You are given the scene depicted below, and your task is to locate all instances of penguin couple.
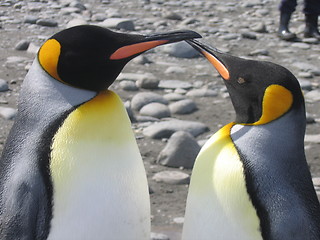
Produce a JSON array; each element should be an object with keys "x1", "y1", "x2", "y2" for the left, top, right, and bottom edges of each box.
[
  {"x1": 0, "y1": 25, "x2": 200, "y2": 239},
  {"x1": 1, "y1": 24, "x2": 319, "y2": 240}
]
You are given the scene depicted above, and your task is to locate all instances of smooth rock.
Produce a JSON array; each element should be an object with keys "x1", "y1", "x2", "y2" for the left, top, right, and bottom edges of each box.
[
  {"x1": 163, "y1": 93, "x2": 186, "y2": 101},
  {"x1": 249, "y1": 49, "x2": 269, "y2": 56},
  {"x1": 91, "y1": 13, "x2": 107, "y2": 22},
  {"x1": 131, "y1": 92, "x2": 168, "y2": 111},
  {"x1": 241, "y1": 31, "x2": 257, "y2": 40},
  {"x1": 298, "y1": 79, "x2": 312, "y2": 90},
  {"x1": 305, "y1": 134, "x2": 320, "y2": 143},
  {"x1": 157, "y1": 131, "x2": 200, "y2": 168},
  {"x1": 27, "y1": 43, "x2": 39, "y2": 55},
  {"x1": 152, "y1": 171, "x2": 190, "y2": 185},
  {"x1": 119, "y1": 80, "x2": 139, "y2": 91},
  {"x1": 117, "y1": 72, "x2": 155, "y2": 82},
  {"x1": 164, "y1": 66, "x2": 185, "y2": 74},
  {"x1": 305, "y1": 89, "x2": 320, "y2": 102},
  {"x1": 143, "y1": 119, "x2": 209, "y2": 139},
  {"x1": 69, "y1": 1, "x2": 86, "y2": 10},
  {"x1": 139, "y1": 102, "x2": 171, "y2": 119},
  {"x1": 15, "y1": 40, "x2": 30, "y2": 51},
  {"x1": 24, "y1": 15, "x2": 39, "y2": 24},
  {"x1": 164, "y1": 12, "x2": 182, "y2": 21},
  {"x1": 0, "y1": 79, "x2": 9, "y2": 92},
  {"x1": 186, "y1": 88, "x2": 218, "y2": 97},
  {"x1": 136, "y1": 77, "x2": 159, "y2": 89},
  {"x1": 36, "y1": 19, "x2": 58, "y2": 27},
  {"x1": 100, "y1": 18, "x2": 135, "y2": 31},
  {"x1": 162, "y1": 41, "x2": 200, "y2": 58},
  {"x1": 169, "y1": 99, "x2": 197, "y2": 114},
  {"x1": 250, "y1": 22, "x2": 267, "y2": 33},
  {"x1": 124, "y1": 101, "x2": 136, "y2": 123},
  {"x1": 292, "y1": 62, "x2": 319, "y2": 72},
  {"x1": 136, "y1": 115, "x2": 159, "y2": 122},
  {"x1": 158, "y1": 80, "x2": 192, "y2": 89},
  {"x1": 150, "y1": 232, "x2": 170, "y2": 240},
  {"x1": 0, "y1": 107, "x2": 17, "y2": 120},
  {"x1": 291, "y1": 42, "x2": 311, "y2": 50},
  {"x1": 66, "y1": 18, "x2": 87, "y2": 28},
  {"x1": 221, "y1": 33, "x2": 239, "y2": 40}
]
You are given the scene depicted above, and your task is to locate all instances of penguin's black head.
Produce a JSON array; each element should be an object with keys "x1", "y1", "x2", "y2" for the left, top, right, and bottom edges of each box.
[
  {"x1": 187, "y1": 40, "x2": 304, "y2": 124},
  {"x1": 38, "y1": 25, "x2": 201, "y2": 92}
]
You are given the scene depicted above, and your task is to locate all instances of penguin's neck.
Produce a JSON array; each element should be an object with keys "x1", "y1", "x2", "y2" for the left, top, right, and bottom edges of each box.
[{"x1": 47, "y1": 91, "x2": 150, "y2": 240}]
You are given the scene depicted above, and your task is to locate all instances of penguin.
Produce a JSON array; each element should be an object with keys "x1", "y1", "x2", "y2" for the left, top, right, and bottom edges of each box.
[
  {"x1": 0, "y1": 25, "x2": 201, "y2": 240},
  {"x1": 182, "y1": 39, "x2": 320, "y2": 240}
]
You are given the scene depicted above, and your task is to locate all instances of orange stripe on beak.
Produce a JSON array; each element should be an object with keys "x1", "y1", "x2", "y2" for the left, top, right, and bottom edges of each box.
[
  {"x1": 110, "y1": 40, "x2": 169, "y2": 60},
  {"x1": 202, "y1": 50, "x2": 230, "y2": 80}
]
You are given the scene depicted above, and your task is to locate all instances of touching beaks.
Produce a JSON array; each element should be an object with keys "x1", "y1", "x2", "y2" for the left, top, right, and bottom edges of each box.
[
  {"x1": 186, "y1": 39, "x2": 230, "y2": 80},
  {"x1": 110, "y1": 30, "x2": 202, "y2": 60}
]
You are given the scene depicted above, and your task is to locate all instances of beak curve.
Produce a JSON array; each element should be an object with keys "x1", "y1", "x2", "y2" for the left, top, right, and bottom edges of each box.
[
  {"x1": 186, "y1": 39, "x2": 230, "y2": 80},
  {"x1": 110, "y1": 30, "x2": 201, "y2": 60}
]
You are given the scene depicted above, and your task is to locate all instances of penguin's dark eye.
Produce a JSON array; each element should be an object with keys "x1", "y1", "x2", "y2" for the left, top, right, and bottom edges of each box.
[{"x1": 237, "y1": 77, "x2": 246, "y2": 84}]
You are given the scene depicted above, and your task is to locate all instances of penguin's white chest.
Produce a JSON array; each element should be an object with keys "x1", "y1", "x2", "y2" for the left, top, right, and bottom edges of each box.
[
  {"x1": 182, "y1": 123, "x2": 262, "y2": 240},
  {"x1": 48, "y1": 91, "x2": 150, "y2": 240}
]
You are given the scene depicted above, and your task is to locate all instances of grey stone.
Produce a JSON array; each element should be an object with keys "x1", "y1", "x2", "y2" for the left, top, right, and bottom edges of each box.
[
  {"x1": 0, "y1": 79, "x2": 9, "y2": 92},
  {"x1": 158, "y1": 80, "x2": 192, "y2": 89},
  {"x1": 60, "y1": 7, "x2": 81, "y2": 15},
  {"x1": 150, "y1": 232, "x2": 170, "y2": 240},
  {"x1": 250, "y1": 22, "x2": 268, "y2": 33},
  {"x1": 305, "y1": 89, "x2": 320, "y2": 102},
  {"x1": 164, "y1": 66, "x2": 186, "y2": 74},
  {"x1": 0, "y1": 107, "x2": 17, "y2": 120},
  {"x1": 36, "y1": 19, "x2": 58, "y2": 27},
  {"x1": 152, "y1": 171, "x2": 190, "y2": 185},
  {"x1": 66, "y1": 18, "x2": 87, "y2": 28},
  {"x1": 69, "y1": 1, "x2": 86, "y2": 10},
  {"x1": 15, "y1": 40, "x2": 30, "y2": 51},
  {"x1": 24, "y1": 15, "x2": 39, "y2": 24},
  {"x1": 292, "y1": 62, "x2": 319, "y2": 72},
  {"x1": 136, "y1": 115, "x2": 159, "y2": 122},
  {"x1": 292, "y1": 42, "x2": 311, "y2": 50},
  {"x1": 139, "y1": 102, "x2": 171, "y2": 119},
  {"x1": 162, "y1": 41, "x2": 200, "y2": 58},
  {"x1": 169, "y1": 99, "x2": 197, "y2": 114},
  {"x1": 117, "y1": 72, "x2": 155, "y2": 82},
  {"x1": 241, "y1": 31, "x2": 257, "y2": 40},
  {"x1": 91, "y1": 13, "x2": 107, "y2": 22},
  {"x1": 119, "y1": 81, "x2": 139, "y2": 91},
  {"x1": 131, "y1": 92, "x2": 168, "y2": 111},
  {"x1": 124, "y1": 101, "x2": 136, "y2": 123},
  {"x1": 143, "y1": 119, "x2": 209, "y2": 139},
  {"x1": 132, "y1": 55, "x2": 152, "y2": 65},
  {"x1": 27, "y1": 43, "x2": 39, "y2": 55},
  {"x1": 163, "y1": 93, "x2": 186, "y2": 101},
  {"x1": 298, "y1": 72, "x2": 313, "y2": 78},
  {"x1": 100, "y1": 18, "x2": 135, "y2": 31},
  {"x1": 186, "y1": 88, "x2": 218, "y2": 97},
  {"x1": 221, "y1": 33, "x2": 239, "y2": 40},
  {"x1": 298, "y1": 79, "x2": 312, "y2": 91},
  {"x1": 136, "y1": 77, "x2": 159, "y2": 90},
  {"x1": 305, "y1": 134, "x2": 320, "y2": 143},
  {"x1": 157, "y1": 131, "x2": 200, "y2": 169},
  {"x1": 249, "y1": 49, "x2": 269, "y2": 56},
  {"x1": 164, "y1": 12, "x2": 183, "y2": 21}
]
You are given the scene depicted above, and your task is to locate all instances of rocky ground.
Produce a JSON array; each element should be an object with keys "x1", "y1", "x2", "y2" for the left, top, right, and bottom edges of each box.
[{"x1": 0, "y1": 0, "x2": 320, "y2": 239}]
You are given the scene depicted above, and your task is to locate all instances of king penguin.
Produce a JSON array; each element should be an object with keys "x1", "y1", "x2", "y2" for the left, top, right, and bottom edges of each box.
[
  {"x1": 0, "y1": 25, "x2": 201, "y2": 240},
  {"x1": 182, "y1": 39, "x2": 320, "y2": 240}
]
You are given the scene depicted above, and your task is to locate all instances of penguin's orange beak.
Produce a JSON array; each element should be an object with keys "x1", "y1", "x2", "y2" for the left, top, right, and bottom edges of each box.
[
  {"x1": 110, "y1": 30, "x2": 201, "y2": 60},
  {"x1": 186, "y1": 39, "x2": 230, "y2": 80}
]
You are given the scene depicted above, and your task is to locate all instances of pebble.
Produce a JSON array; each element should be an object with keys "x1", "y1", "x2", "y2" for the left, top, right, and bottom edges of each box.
[
  {"x1": 157, "y1": 131, "x2": 200, "y2": 169},
  {"x1": 27, "y1": 43, "x2": 39, "y2": 55},
  {"x1": 163, "y1": 93, "x2": 186, "y2": 102},
  {"x1": 169, "y1": 99, "x2": 197, "y2": 114},
  {"x1": 0, "y1": 79, "x2": 9, "y2": 92},
  {"x1": 24, "y1": 15, "x2": 39, "y2": 24},
  {"x1": 0, "y1": 107, "x2": 17, "y2": 120},
  {"x1": 66, "y1": 18, "x2": 87, "y2": 28},
  {"x1": 15, "y1": 40, "x2": 30, "y2": 51},
  {"x1": 304, "y1": 134, "x2": 320, "y2": 143},
  {"x1": 139, "y1": 102, "x2": 171, "y2": 119},
  {"x1": 164, "y1": 66, "x2": 185, "y2": 74},
  {"x1": 150, "y1": 232, "x2": 170, "y2": 240},
  {"x1": 119, "y1": 80, "x2": 138, "y2": 91},
  {"x1": 248, "y1": 49, "x2": 269, "y2": 56},
  {"x1": 158, "y1": 80, "x2": 192, "y2": 90},
  {"x1": 220, "y1": 33, "x2": 239, "y2": 40},
  {"x1": 298, "y1": 79, "x2": 312, "y2": 91},
  {"x1": 161, "y1": 42, "x2": 200, "y2": 58},
  {"x1": 36, "y1": 19, "x2": 58, "y2": 27},
  {"x1": 298, "y1": 72, "x2": 313, "y2": 79},
  {"x1": 136, "y1": 77, "x2": 159, "y2": 90},
  {"x1": 100, "y1": 18, "x2": 135, "y2": 31},
  {"x1": 124, "y1": 101, "x2": 136, "y2": 123},
  {"x1": 117, "y1": 72, "x2": 155, "y2": 82},
  {"x1": 250, "y1": 22, "x2": 267, "y2": 33},
  {"x1": 131, "y1": 92, "x2": 168, "y2": 111},
  {"x1": 304, "y1": 89, "x2": 320, "y2": 103},
  {"x1": 291, "y1": 42, "x2": 311, "y2": 50},
  {"x1": 186, "y1": 88, "x2": 218, "y2": 97},
  {"x1": 91, "y1": 13, "x2": 107, "y2": 22},
  {"x1": 163, "y1": 12, "x2": 183, "y2": 21},
  {"x1": 292, "y1": 62, "x2": 319, "y2": 72},
  {"x1": 143, "y1": 119, "x2": 209, "y2": 139},
  {"x1": 241, "y1": 32, "x2": 257, "y2": 40},
  {"x1": 152, "y1": 171, "x2": 190, "y2": 185}
]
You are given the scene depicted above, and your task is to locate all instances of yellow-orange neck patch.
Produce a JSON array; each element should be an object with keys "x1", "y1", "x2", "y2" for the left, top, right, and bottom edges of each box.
[
  {"x1": 38, "y1": 39, "x2": 62, "y2": 81},
  {"x1": 250, "y1": 84, "x2": 293, "y2": 125}
]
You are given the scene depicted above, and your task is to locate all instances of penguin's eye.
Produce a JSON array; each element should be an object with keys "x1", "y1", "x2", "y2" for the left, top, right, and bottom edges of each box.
[{"x1": 237, "y1": 77, "x2": 246, "y2": 84}]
